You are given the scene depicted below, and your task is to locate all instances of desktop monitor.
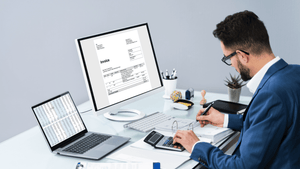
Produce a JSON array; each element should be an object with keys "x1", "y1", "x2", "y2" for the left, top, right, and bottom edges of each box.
[{"x1": 75, "y1": 23, "x2": 163, "y2": 121}]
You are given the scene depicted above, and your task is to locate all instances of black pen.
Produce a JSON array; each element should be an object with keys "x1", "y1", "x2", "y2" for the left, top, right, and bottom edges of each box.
[
  {"x1": 161, "y1": 72, "x2": 165, "y2": 79},
  {"x1": 165, "y1": 69, "x2": 170, "y2": 79},
  {"x1": 197, "y1": 102, "x2": 214, "y2": 122},
  {"x1": 202, "y1": 102, "x2": 214, "y2": 115}
]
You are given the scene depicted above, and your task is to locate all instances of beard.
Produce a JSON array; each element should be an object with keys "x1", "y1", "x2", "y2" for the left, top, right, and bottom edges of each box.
[{"x1": 237, "y1": 58, "x2": 252, "y2": 81}]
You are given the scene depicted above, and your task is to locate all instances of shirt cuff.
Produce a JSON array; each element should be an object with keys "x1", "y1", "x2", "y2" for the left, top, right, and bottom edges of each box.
[
  {"x1": 192, "y1": 114, "x2": 228, "y2": 153},
  {"x1": 191, "y1": 140, "x2": 202, "y2": 153},
  {"x1": 223, "y1": 114, "x2": 229, "y2": 128}
]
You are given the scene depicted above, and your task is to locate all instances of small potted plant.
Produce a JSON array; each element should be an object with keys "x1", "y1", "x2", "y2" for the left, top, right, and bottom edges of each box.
[{"x1": 224, "y1": 73, "x2": 246, "y2": 102}]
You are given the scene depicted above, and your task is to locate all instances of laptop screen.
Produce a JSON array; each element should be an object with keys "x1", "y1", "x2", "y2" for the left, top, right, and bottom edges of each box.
[{"x1": 32, "y1": 92, "x2": 86, "y2": 147}]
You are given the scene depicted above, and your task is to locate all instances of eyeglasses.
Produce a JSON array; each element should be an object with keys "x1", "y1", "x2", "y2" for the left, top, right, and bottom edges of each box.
[{"x1": 221, "y1": 50, "x2": 249, "y2": 66}]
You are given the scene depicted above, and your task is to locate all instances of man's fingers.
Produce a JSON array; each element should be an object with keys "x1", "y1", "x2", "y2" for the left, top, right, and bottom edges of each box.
[
  {"x1": 174, "y1": 130, "x2": 183, "y2": 138},
  {"x1": 197, "y1": 108, "x2": 204, "y2": 115},
  {"x1": 196, "y1": 108, "x2": 206, "y2": 117},
  {"x1": 199, "y1": 119, "x2": 209, "y2": 125},
  {"x1": 200, "y1": 120, "x2": 210, "y2": 127},
  {"x1": 173, "y1": 136, "x2": 180, "y2": 144},
  {"x1": 197, "y1": 115, "x2": 210, "y2": 121},
  {"x1": 198, "y1": 115, "x2": 210, "y2": 128},
  {"x1": 173, "y1": 130, "x2": 184, "y2": 144}
]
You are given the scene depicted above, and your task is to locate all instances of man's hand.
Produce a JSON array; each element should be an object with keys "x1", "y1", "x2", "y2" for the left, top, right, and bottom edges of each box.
[
  {"x1": 173, "y1": 130, "x2": 199, "y2": 153},
  {"x1": 196, "y1": 107, "x2": 224, "y2": 127}
]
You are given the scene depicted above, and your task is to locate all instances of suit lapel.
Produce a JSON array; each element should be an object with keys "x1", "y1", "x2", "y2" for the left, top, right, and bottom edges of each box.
[
  {"x1": 242, "y1": 59, "x2": 288, "y2": 121},
  {"x1": 233, "y1": 59, "x2": 288, "y2": 155}
]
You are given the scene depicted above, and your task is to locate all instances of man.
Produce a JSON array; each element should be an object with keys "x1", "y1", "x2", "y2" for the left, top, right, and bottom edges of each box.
[{"x1": 173, "y1": 10, "x2": 300, "y2": 168}]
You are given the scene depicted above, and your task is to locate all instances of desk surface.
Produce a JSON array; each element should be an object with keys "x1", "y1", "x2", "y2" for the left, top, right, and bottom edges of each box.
[{"x1": 0, "y1": 90, "x2": 251, "y2": 169}]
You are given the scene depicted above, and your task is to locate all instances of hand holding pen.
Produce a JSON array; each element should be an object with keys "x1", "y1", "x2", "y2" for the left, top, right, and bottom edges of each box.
[
  {"x1": 196, "y1": 102, "x2": 213, "y2": 121},
  {"x1": 196, "y1": 102, "x2": 226, "y2": 128}
]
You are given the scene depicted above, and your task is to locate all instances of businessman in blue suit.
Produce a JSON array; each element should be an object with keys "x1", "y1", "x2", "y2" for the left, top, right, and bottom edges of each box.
[{"x1": 173, "y1": 10, "x2": 300, "y2": 168}]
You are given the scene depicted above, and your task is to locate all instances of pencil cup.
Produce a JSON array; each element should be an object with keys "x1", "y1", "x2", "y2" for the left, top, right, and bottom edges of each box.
[{"x1": 163, "y1": 78, "x2": 177, "y2": 99}]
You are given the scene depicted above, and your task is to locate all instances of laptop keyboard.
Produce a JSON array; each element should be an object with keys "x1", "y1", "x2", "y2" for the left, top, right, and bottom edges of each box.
[{"x1": 63, "y1": 133, "x2": 111, "y2": 154}]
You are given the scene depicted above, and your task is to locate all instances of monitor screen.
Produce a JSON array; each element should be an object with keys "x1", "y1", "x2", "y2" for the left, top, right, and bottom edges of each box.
[{"x1": 76, "y1": 23, "x2": 163, "y2": 119}]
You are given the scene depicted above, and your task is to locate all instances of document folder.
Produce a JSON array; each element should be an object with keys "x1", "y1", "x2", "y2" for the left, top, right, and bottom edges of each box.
[{"x1": 203, "y1": 100, "x2": 247, "y2": 114}]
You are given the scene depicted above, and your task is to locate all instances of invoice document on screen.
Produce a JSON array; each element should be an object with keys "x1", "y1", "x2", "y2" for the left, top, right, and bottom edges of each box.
[{"x1": 94, "y1": 29, "x2": 152, "y2": 105}]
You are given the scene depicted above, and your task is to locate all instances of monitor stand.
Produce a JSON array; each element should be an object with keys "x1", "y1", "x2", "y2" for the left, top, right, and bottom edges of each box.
[{"x1": 103, "y1": 109, "x2": 145, "y2": 122}]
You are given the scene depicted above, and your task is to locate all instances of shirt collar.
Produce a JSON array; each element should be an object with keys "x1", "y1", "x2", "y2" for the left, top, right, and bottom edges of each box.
[{"x1": 246, "y1": 56, "x2": 281, "y2": 94}]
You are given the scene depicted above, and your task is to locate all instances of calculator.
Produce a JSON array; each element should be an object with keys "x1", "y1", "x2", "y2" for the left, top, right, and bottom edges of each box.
[{"x1": 144, "y1": 131, "x2": 185, "y2": 152}]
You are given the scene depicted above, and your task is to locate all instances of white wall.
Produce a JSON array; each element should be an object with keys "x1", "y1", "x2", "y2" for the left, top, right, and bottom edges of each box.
[{"x1": 1, "y1": 0, "x2": 300, "y2": 143}]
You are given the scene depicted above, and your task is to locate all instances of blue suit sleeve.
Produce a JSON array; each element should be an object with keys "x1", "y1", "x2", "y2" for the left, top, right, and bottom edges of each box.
[
  {"x1": 190, "y1": 91, "x2": 287, "y2": 168},
  {"x1": 227, "y1": 114, "x2": 243, "y2": 131}
]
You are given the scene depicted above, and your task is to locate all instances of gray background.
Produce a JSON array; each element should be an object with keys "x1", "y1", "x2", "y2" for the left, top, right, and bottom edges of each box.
[{"x1": 1, "y1": 0, "x2": 300, "y2": 143}]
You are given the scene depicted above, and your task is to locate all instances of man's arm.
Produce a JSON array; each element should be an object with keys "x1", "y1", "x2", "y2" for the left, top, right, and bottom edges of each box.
[
  {"x1": 174, "y1": 107, "x2": 243, "y2": 153},
  {"x1": 190, "y1": 91, "x2": 287, "y2": 168},
  {"x1": 197, "y1": 107, "x2": 243, "y2": 131},
  {"x1": 227, "y1": 114, "x2": 243, "y2": 131}
]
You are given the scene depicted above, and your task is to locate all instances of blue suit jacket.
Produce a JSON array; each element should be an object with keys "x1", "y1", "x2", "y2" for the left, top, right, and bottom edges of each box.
[{"x1": 191, "y1": 59, "x2": 300, "y2": 168}]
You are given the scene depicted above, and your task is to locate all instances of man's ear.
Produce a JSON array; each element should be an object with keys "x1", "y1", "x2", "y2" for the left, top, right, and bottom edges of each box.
[{"x1": 236, "y1": 50, "x2": 249, "y2": 63}]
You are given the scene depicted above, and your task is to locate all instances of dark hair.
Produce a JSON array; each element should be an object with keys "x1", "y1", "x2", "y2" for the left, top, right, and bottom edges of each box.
[{"x1": 213, "y1": 10, "x2": 272, "y2": 55}]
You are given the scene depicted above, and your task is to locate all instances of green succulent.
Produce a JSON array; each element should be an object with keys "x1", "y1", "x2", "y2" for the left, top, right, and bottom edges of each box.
[{"x1": 224, "y1": 73, "x2": 246, "y2": 89}]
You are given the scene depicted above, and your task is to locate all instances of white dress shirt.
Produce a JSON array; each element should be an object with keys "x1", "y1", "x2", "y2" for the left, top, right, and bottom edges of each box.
[
  {"x1": 222, "y1": 56, "x2": 280, "y2": 127},
  {"x1": 191, "y1": 56, "x2": 280, "y2": 152}
]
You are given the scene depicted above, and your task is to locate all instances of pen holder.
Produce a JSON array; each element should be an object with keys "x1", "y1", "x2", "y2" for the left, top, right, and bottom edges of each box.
[{"x1": 162, "y1": 78, "x2": 178, "y2": 99}]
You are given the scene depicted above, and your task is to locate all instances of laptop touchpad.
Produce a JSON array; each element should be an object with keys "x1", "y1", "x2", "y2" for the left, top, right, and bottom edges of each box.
[{"x1": 96, "y1": 144, "x2": 116, "y2": 152}]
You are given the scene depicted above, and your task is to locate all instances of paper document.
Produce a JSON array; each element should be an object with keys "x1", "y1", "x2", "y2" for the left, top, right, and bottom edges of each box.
[
  {"x1": 154, "y1": 117, "x2": 233, "y2": 143},
  {"x1": 107, "y1": 154, "x2": 154, "y2": 163},
  {"x1": 107, "y1": 130, "x2": 211, "y2": 169},
  {"x1": 193, "y1": 124, "x2": 233, "y2": 143},
  {"x1": 76, "y1": 162, "x2": 154, "y2": 169},
  {"x1": 154, "y1": 118, "x2": 199, "y2": 132},
  {"x1": 130, "y1": 130, "x2": 211, "y2": 157},
  {"x1": 108, "y1": 145, "x2": 189, "y2": 169}
]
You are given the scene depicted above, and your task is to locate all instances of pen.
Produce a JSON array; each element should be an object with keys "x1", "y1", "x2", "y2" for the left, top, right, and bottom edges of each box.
[
  {"x1": 161, "y1": 72, "x2": 165, "y2": 79},
  {"x1": 165, "y1": 69, "x2": 170, "y2": 79},
  {"x1": 171, "y1": 68, "x2": 175, "y2": 78},
  {"x1": 202, "y1": 102, "x2": 214, "y2": 116},
  {"x1": 171, "y1": 70, "x2": 177, "y2": 79},
  {"x1": 76, "y1": 162, "x2": 84, "y2": 169},
  {"x1": 197, "y1": 102, "x2": 214, "y2": 122}
]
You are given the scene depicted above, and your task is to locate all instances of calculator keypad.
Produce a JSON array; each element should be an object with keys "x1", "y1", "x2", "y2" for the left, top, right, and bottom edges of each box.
[{"x1": 157, "y1": 136, "x2": 185, "y2": 151}]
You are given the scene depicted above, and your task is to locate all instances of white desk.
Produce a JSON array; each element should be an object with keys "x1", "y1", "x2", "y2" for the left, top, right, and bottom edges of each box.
[{"x1": 0, "y1": 90, "x2": 251, "y2": 169}]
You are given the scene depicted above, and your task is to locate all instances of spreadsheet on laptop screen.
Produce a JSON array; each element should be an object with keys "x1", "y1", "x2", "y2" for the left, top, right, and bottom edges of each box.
[{"x1": 33, "y1": 93, "x2": 85, "y2": 147}]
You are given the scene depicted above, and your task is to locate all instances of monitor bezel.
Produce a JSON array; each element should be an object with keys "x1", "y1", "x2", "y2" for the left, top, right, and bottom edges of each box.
[{"x1": 75, "y1": 23, "x2": 163, "y2": 116}]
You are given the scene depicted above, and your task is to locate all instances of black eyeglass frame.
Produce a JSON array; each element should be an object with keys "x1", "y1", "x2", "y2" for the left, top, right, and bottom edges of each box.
[{"x1": 221, "y1": 50, "x2": 249, "y2": 66}]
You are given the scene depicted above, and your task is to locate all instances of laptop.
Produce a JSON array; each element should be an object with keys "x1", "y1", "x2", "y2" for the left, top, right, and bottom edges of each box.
[{"x1": 32, "y1": 91, "x2": 130, "y2": 160}]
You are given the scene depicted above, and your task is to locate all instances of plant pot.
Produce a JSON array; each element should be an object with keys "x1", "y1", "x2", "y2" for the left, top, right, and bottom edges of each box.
[{"x1": 228, "y1": 87, "x2": 241, "y2": 103}]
